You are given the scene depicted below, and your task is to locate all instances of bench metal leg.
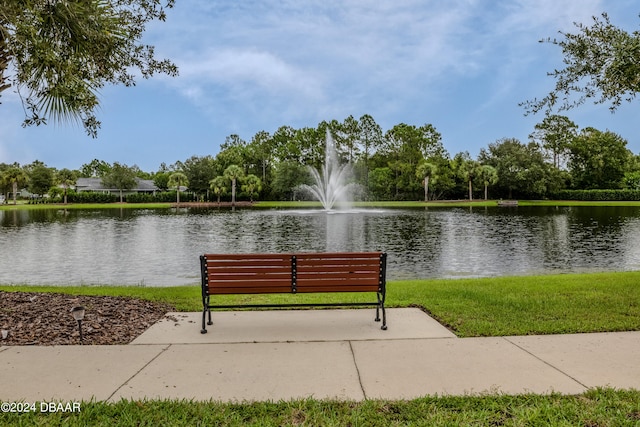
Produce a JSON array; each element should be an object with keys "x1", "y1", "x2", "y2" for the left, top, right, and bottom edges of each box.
[
  {"x1": 201, "y1": 308, "x2": 213, "y2": 334},
  {"x1": 201, "y1": 296, "x2": 212, "y2": 334},
  {"x1": 201, "y1": 308, "x2": 208, "y2": 334},
  {"x1": 376, "y1": 305, "x2": 387, "y2": 329},
  {"x1": 380, "y1": 304, "x2": 387, "y2": 330},
  {"x1": 375, "y1": 292, "x2": 387, "y2": 330}
]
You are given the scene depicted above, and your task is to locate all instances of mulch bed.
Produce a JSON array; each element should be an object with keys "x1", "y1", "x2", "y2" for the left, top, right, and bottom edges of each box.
[{"x1": 0, "y1": 291, "x2": 174, "y2": 346}]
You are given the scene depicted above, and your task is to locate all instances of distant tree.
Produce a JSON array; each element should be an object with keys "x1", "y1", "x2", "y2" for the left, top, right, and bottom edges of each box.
[
  {"x1": 292, "y1": 126, "x2": 324, "y2": 169},
  {"x1": 478, "y1": 165, "x2": 498, "y2": 200},
  {"x1": 1, "y1": 0, "x2": 178, "y2": 136},
  {"x1": 80, "y1": 159, "x2": 111, "y2": 177},
  {"x1": 168, "y1": 172, "x2": 189, "y2": 204},
  {"x1": 181, "y1": 155, "x2": 216, "y2": 196},
  {"x1": 479, "y1": 138, "x2": 561, "y2": 199},
  {"x1": 336, "y1": 115, "x2": 361, "y2": 163},
  {"x1": 216, "y1": 135, "x2": 248, "y2": 174},
  {"x1": 271, "y1": 125, "x2": 297, "y2": 163},
  {"x1": 357, "y1": 114, "x2": 384, "y2": 186},
  {"x1": 529, "y1": 115, "x2": 578, "y2": 168},
  {"x1": 623, "y1": 171, "x2": 640, "y2": 190},
  {"x1": 568, "y1": 128, "x2": 630, "y2": 189},
  {"x1": 0, "y1": 164, "x2": 14, "y2": 201},
  {"x1": 56, "y1": 168, "x2": 77, "y2": 204},
  {"x1": 272, "y1": 161, "x2": 309, "y2": 201},
  {"x1": 247, "y1": 130, "x2": 274, "y2": 185},
  {"x1": 28, "y1": 163, "x2": 54, "y2": 197},
  {"x1": 5, "y1": 167, "x2": 28, "y2": 204},
  {"x1": 209, "y1": 176, "x2": 228, "y2": 204},
  {"x1": 368, "y1": 167, "x2": 394, "y2": 200},
  {"x1": 153, "y1": 172, "x2": 170, "y2": 192},
  {"x1": 522, "y1": 13, "x2": 640, "y2": 115},
  {"x1": 223, "y1": 165, "x2": 245, "y2": 206},
  {"x1": 130, "y1": 164, "x2": 152, "y2": 180},
  {"x1": 415, "y1": 162, "x2": 438, "y2": 202},
  {"x1": 241, "y1": 174, "x2": 262, "y2": 202},
  {"x1": 102, "y1": 162, "x2": 136, "y2": 203},
  {"x1": 382, "y1": 123, "x2": 445, "y2": 199}
]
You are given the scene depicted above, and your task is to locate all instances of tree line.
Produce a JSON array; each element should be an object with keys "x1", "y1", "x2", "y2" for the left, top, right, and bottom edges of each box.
[
  {"x1": 3, "y1": 7, "x2": 640, "y2": 204},
  {"x1": 1, "y1": 113, "x2": 639, "y2": 204}
]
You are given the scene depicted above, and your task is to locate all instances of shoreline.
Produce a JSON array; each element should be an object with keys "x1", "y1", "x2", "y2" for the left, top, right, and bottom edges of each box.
[{"x1": 4, "y1": 199, "x2": 640, "y2": 211}]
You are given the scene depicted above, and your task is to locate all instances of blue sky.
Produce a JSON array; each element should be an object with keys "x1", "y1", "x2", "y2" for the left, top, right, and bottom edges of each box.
[{"x1": 2, "y1": 0, "x2": 640, "y2": 172}]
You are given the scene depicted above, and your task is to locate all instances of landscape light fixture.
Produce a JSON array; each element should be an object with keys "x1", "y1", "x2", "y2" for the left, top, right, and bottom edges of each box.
[{"x1": 70, "y1": 306, "x2": 85, "y2": 343}]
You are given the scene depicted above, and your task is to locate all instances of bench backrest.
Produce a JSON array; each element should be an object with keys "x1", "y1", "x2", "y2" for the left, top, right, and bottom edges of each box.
[{"x1": 201, "y1": 252, "x2": 386, "y2": 295}]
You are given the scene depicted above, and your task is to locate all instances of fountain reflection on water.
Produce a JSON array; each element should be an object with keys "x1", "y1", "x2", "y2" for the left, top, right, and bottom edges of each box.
[{"x1": 297, "y1": 131, "x2": 359, "y2": 211}]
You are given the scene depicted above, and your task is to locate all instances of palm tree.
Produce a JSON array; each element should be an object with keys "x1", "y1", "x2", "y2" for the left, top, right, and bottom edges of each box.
[
  {"x1": 0, "y1": 170, "x2": 5, "y2": 202},
  {"x1": 415, "y1": 162, "x2": 438, "y2": 202},
  {"x1": 460, "y1": 160, "x2": 481, "y2": 201},
  {"x1": 478, "y1": 165, "x2": 498, "y2": 201},
  {"x1": 223, "y1": 165, "x2": 245, "y2": 206},
  {"x1": 209, "y1": 176, "x2": 227, "y2": 204},
  {"x1": 241, "y1": 174, "x2": 262, "y2": 202},
  {"x1": 168, "y1": 172, "x2": 189, "y2": 204},
  {"x1": 5, "y1": 167, "x2": 28, "y2": 205},
  {"x1": 56, "y1": 169, "x2": 77, "y2": 204}
]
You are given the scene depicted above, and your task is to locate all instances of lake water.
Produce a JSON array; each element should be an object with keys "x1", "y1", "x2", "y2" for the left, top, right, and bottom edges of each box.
[{"x1": 2, "y1": 206, "x2": 640, "y2": 286}]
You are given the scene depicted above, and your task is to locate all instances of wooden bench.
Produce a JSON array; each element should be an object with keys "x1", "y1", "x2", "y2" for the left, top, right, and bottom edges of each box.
[{"x1": 200, "y1": 251, "x2": 387, "y2": 333}]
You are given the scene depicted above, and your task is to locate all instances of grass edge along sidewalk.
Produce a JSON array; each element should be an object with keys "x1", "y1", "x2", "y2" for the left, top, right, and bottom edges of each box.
[
  {"x1": 2, "y1": 272, "x2": 640, "y2": 425},
  {"x1": 0, "y1": 388, "x2": 639, "y2": 426},
  {"x1": 3, "y1": 270, "x2": 640, "y2": 337}
]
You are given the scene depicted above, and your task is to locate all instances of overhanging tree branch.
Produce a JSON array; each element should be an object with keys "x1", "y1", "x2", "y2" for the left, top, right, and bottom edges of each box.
[
  {"x1": 0, "y1": 0, "x2": 178, "y2": 137},
  {"x1": 521, "y1": 13, "x2": 640, "y2": 115}
]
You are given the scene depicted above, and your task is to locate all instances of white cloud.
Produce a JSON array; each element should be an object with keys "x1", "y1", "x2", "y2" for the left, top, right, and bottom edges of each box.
[
  {"x1": 143, "y1": 0, "x2": 636, "y2": 146},
  {"x1": 176, "y1": 49, "x2": 324, "y2": 100},
  {"x1": 153, "y1": 0, "x2": 488, "y2": 124}
]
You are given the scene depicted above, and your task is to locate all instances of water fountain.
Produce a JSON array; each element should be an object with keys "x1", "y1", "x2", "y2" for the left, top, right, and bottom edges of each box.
[{"x1": 298, "y1": 131, "x2": 358, "y2": 210}]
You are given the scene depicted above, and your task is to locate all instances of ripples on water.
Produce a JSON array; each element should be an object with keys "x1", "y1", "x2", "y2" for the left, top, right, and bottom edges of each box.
[{"x1": 2, "y1": 206, "x2": 640, "y2": 286}]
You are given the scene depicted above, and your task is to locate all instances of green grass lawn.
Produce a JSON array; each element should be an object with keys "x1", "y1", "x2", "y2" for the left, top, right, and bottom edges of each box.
[
  {"x1": 3, "y1": 272, "x2": 640, "y2": 425},
  {"x1": 5, "y1": 199, "x2": 640, "y2": 211},
  {"x1": 256, "y1": 200, "x2": 640, "y2": 208},
  {"x1": 0, "y1": 202, "x2": 173, "y2": 210},
  {"x1": 0, "y1": 389, "x2": 639, "y2": 426},
  {"x1": 3, "y1": 271, "x2": 640, "y2": 337}
]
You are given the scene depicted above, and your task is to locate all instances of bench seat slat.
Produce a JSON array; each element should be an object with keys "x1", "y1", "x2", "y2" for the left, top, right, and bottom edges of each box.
[
  {"x1": 297, "y1": 267, "x2": 380, "y2": 273},
  {"x1": 200, "y1": 251, "x2": 387, "y2": 332},
  {"x1": 295, "y1": 285, "x2": 381, "y2": 293},
  {"x1": 301, "y1": 276, "x2": 380, "y2": 282},
  {"x1": 208, "y1": 275, "x2": 291, "y2": 282},
  {"x1": 209, "y1": 286, "x2": 293, "y2": 294},
  {"x1": 297, "y1": 278, "x2": 380, "y2": 287},
  {"x1": 297, "y1": 269, "x2": 380, "y2": 275},
  {"x1": 296, "y1": 259, "x2": 381, "y2": 267},
  {"x1": 294, "y1": 252, "x2": 380, "y2": 259},
  {"x1": 209, "y1": 277, "x2": 292, "y2": 286},
  {"x1": 205, "y1": 260, "x2": 292, "y2": 268},
  {"x1": 208, "y1": 266, "x2": 290, "y2": 273},
  {"x1": 203, "y1": 253, "x2": 293, "y2": 260}
]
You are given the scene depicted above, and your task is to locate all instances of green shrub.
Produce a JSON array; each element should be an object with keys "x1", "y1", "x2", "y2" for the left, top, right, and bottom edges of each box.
[
  {"x1": 555, "y1": 189, "x2": 640, "y2": 201},
  {"x1": 67, "y1": 191, "x2": 119, "y2": 203},
  {"x1": 125, "y1": 191, "x2": 198, "y2": 203}
]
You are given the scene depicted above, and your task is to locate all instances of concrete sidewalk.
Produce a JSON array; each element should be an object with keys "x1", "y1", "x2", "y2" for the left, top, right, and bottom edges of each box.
[{"x1": 1, "y1": 308, "x2": 639, "y2": 402}]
